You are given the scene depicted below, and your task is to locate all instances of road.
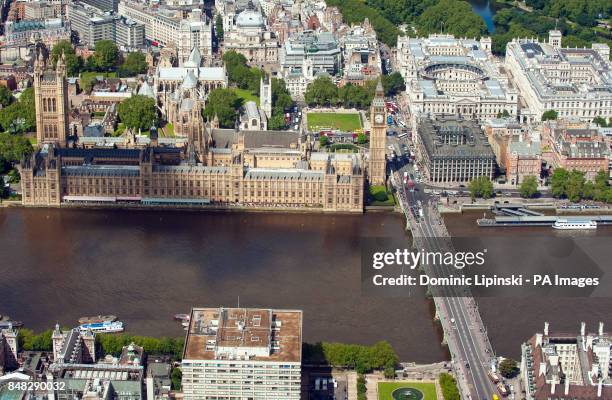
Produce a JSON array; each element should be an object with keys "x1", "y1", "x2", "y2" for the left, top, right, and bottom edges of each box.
[{"x1": 390, "y1": 164, "x2": 497, "y2": 400}]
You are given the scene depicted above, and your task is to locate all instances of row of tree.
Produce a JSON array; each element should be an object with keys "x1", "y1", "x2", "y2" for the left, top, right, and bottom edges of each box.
[
  {"x1": 304, "y1": 77, "x2": 378, "y2": 109},
  {"x1": 51, "y1": 40, "x2": 148, "y2": 79},
  {"x1": 551, "y1": 169, "x2": 612, "y2": 203},
  {"x1": 97, "y1": 333, "x2": 185, "y2": 359},
  {"x1": 302, "y1": 340, "x2": 398, "y2": 376}
]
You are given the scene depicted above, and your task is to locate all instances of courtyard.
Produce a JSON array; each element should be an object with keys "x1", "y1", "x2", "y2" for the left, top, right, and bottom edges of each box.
[{"x1": 377, "y1": 382, "x2": 438, "y2": 400}]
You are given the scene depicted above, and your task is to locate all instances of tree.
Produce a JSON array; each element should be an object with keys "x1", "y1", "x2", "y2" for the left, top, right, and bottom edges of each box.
[
  {"x1": 550, "y1": 168, "x2": 569, "y2": 198},
  {"x1": 171, "y1": 368, "x2": 182, "y2": 390},
  {"x1": 381, "y1": 72, "x2": 405, "y2": 97},
  {"x1": 80, "y1": 74, "x2": 98, "y2": 94},
  {"x1": 468, "y1": 176, "x2": 494, "y2": 199},
  {"x1": 117, "y1": 95, "x2": 158, "y2": 132},
  {"x1": 51, "y1": 40, "x2": 83, "y2": 76},
  {"x1": 0, "y1": 133, "x2": 34, "y2": 164},
  {"x1": 202, "y1": 88, "x2": 242, "y2": 128},
  {"x1": 497, "y1": 110, "x2": 511, "y2": 118},
  {"x1": 0, "y1": 88, "x2": 36, "y2": 133},
  {"x1": 499, "y1": 359, "x2": 519, "y2": 379},
  {"x1": 215, "y1": 14, "x2": 224, "y2": 42},
  {"x1": 519, "y1": 175, "x2": 539, "y2": 198},
  {"x1": 566, "y1": 170, "x2": 586, "y2": 202},
  {"x1": 0, "y1": 86, "x2": 14, "y2": 108},
  {"x1": 592, "y1": 116, "x2": 608, "y2": 127},
  {"x1": 118, "y1": 52, "x2": 148, "y2": 77},
  {"x1": 304, "y1": 77, "x2": 338, "y2": 107},
  {"x1": 416, "y1": 0, "x2": 488, "y2": 38},
  {"x1": 357, "y1": 132, "x2": 368, "y2": 144},
  {"x1": 541, "y1": 109, "x2": 558, "y2": 121},
  {"x1": 439, "y1": 373, "x2": 460, "y2": 400},
  {"x1": 93, "y1": 40, "x2": 119, "y2": 71},
  {"x1": 319, "y1": 135, "x2": 329, "y2": 147},
  {"x1": 593, "y1": 169, "x2": 610, "y2": 201},
  {"x1": 338, "y1": 83, "x2": 372, "y2": 109}
]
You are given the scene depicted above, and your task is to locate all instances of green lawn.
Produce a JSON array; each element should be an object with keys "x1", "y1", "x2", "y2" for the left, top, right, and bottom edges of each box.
[
  {"x1": 378, "y1": 382, "x2": 437, "y2": 400},
  {"x1": 233, "y1": 88, "x2": 259, "y2": 106},
  {"x1": 368, "y1": 185, "x2": 395, "y2": 206},
  {"x1": 164, "y1": 123, "x2": 175, "y2": 137},
  {"x1": 27, "y1": 136, "x2": 37, "y2": 146},
  {"x1": 307, "y1": 112, "x2": 362, "y2": 132},
  {"x1": 81, "y1": 71, "x2": 117, "y2": 81},
  {"x1": 112, "y1": 123, "x2": 126, "y2": 137}
]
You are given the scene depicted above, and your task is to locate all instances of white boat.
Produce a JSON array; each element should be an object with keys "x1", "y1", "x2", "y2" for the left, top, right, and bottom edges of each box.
[
  {"x1": 552, "y1": 219, "x2": 597, "y2": 230},
  {"x1": 79, "y1": 321, "x2": 124, "y2": 333}
]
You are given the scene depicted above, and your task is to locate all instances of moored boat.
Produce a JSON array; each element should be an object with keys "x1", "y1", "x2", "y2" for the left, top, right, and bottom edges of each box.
[
  {"x1": 78, "y1": 315, "x2": 117, "y2": 325},
  {"x1": 552, "y1": 219, "x2": 597, "y2": 230},
  {"x1": 0, "y1": 320, "x2": 24, "y2": 329},
  {"x1": 174, "y1": 313, "x2": 190, "y2": 321},
  {"x1": 79, "y1": 321, "x2": 124, "y2": 333}
]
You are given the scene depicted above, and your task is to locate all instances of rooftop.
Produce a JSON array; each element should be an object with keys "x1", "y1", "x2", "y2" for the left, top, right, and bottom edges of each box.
[{"x1": 183, "y1": 307, "x2": 302, "y2": 363}]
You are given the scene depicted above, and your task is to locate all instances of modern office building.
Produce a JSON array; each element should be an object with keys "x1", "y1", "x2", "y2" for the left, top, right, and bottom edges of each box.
[
  {"x1": 181, "y1": 307, "x2": 302, "y2": 400},
  {"x1": 280, "y1": 30, "x2": 342, "y2": 75},
  {"x1": 67, "y1": 1, "x2": 116, "y2": 45},
  {"x1": 118, "y1": 1, "x2": 213, "y2": 66},
  {"x1": 416, "y1": 115, "x2": 495, "y2": 183},
  {"x1": 397, "y1": 34, "x2": 518, "y2": 120},
  {"x1": 522, "y1": 322, "x2": 612, "y2": 400},
  {"x1": 116, "y1": 17, "x2": 145, "y2": 48},
  {"x1": 506, "y1": 30, "x2": 612, "y2": 123}
]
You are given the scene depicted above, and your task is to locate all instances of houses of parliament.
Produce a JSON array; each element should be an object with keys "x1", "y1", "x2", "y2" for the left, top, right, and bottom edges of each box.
[{"x1": 19, "y1": 51, "x2": 388, "y2": 212}]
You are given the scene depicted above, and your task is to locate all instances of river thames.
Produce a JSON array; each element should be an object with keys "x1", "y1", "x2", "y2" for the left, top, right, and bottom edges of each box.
[
  {"x1": 0, "y1": 208, "x2": 444, "y2": 363},
  {"x1": 1, "y1": 207, "x2": 610, "y2": 361}
]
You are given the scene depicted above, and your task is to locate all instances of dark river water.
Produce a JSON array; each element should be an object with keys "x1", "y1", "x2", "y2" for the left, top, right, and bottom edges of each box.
[
  {"x1": 1, "y1": 208, "x2": 610, "y2": 361},
  {"x1": 0, "y1": 208, "x2": 445, "y2": 363}
]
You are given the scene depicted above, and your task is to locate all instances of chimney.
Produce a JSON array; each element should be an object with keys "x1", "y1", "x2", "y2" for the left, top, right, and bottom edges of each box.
[
  {"x1": 598, "y1": 322, "x2": 604, "y2": 336},
  {"x1": 564, "y1": 378, "x2": 570, "y2": 395},
  {"x1": 544, "y1": 322, "x2": 549, "y2": 336},
  {"x1": 581, "y1": 322, "x2": 586, "y2": 337},
  {"x1": 551, "y1": 380, "x2": 556, "y2": 394},
  {"x1": 597, "y1": 378, "x2": 602, "y2": 398},
  {"x1": 536, "y1": 333, "x2": 543, "y2": 347}
]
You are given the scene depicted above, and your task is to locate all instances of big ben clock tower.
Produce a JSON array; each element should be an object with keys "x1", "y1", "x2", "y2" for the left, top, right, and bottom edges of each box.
[{"x1": 368, "y1": 80, "x2": 386, "y2": 185}]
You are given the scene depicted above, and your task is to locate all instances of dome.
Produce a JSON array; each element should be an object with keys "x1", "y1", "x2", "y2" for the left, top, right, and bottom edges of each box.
[{"x1": 236, "y1": 10, "x2": 265, "y2": 28}]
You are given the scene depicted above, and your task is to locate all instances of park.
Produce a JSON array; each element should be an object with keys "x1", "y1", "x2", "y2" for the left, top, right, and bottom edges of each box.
[{"x1": 307, "y1": 112, "x2": 362, "y2": 132}]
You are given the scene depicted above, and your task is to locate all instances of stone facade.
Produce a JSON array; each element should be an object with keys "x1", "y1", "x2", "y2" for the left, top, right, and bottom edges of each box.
[
  {"x1": 33, "y1": 50, "x2": 69, "y2": 146},
  {"x1": 368, "y1": 81, "x2": 386, "y2": 185}
]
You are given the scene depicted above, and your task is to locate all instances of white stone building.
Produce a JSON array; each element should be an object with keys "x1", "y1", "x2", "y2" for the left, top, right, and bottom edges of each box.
[
  {"x1": 181, "y1": 307, "x2": 302, "y2": 400},
  {"x1": 222, "y1": 6, "x2": 280, "y2": 65},
  {"x1": 118, "y1": 1, "x2": 213, "y2": 66},
  {"x1": 397, "y1": 34, "x2": 518, "y2": 121},
  {"x1": 505, "y1": 30, "x2": 612, "y2": 123}
]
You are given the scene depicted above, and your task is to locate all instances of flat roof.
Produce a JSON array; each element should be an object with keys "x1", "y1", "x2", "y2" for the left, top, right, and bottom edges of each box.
[{"x1": 183, "y1": 307, "x2": 302, "y2": 363}]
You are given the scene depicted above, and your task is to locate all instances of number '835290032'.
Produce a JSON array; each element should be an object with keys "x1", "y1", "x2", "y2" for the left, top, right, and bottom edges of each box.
[{"x1": 7, "y1": 381, "x2": 66, "y2": 391}]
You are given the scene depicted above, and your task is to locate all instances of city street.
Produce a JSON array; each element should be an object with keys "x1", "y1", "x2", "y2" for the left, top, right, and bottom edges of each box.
[{"x1": 390, "y1": 166, "x2": 497, "y2": 400}]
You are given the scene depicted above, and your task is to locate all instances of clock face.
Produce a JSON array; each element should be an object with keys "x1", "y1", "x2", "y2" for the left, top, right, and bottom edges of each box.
[{"x1": 375, "y1": 114, "x2": 384, "y2": 124}]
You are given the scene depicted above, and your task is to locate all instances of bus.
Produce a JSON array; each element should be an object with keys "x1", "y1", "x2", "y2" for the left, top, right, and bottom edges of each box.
[{"x1": 398, "y1": 132, "x2": 409, "y2": 139}]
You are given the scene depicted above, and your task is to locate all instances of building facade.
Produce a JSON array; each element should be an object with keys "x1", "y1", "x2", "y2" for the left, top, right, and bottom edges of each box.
[
  {"x1": 541, "y1": 120, "x2": 609, "y2": 180},
  {"x1": 181, "y1": 307, "x2": 302, "y2": 400},
  {"x1": 369, "y1": 81, "x2": 386, "y2": 185},
  {"x1": 222, "y1": 7, "x2": 280, "y2": 65},
  {"x1": 416, "y1": 116, "x2": 495, "y2": 183},
  {"x1": 506, "y1": 31, "x2": 612, "y2": 123},
  {"x1": 397, "y1": 34, "x2": 518, "y2": 120},
  {"x1": 522, "y1": 322, "x2": 612, "y2": 400},
  {"x1": 0, "y1": 325, "x2": 18, "y2": 375},
  {"x1": 33, "y1": 50, "x2": 69, "y2": 147}
]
